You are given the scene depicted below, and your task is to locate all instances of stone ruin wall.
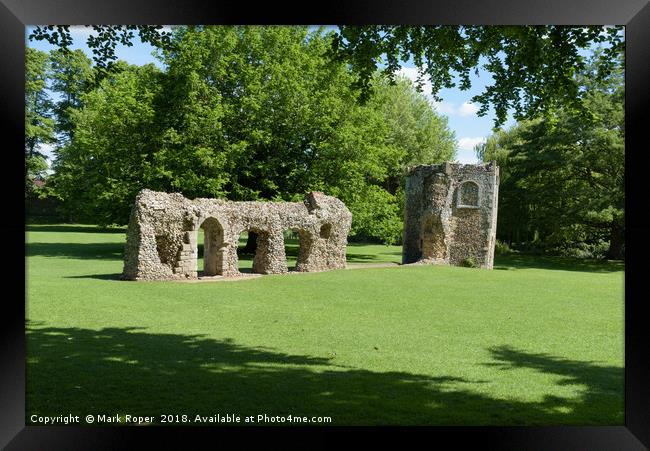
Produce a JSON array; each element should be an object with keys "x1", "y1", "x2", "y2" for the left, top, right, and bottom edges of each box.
[
  {"x1": 122, "y1": 189, "x2": 352, "y2": 280},
  {"x1": 402, "y1": 162, "x2": 499, "y2": 269}
]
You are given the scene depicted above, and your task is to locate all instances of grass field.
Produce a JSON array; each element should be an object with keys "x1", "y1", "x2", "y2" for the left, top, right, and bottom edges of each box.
[{"x1": 25, "y1": 224, "x2": 624, "y2": 425}]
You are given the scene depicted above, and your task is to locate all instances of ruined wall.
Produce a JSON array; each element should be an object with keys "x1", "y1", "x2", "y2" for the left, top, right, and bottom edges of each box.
[
  {"x1": 402, "y1": 162, "x2": 499, "y2": 269},
  {"x1": 122, "y1": 190, "x2": 352, "y2": 280}
]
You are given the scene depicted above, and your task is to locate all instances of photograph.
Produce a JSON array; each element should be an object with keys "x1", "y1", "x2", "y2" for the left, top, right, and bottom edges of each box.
[
  {"x1": 24, "y1": 22, "x2": 625, "y2": 424},
  {"x1": 3, "y1": 0, "x2": 649, "y2": 448}
]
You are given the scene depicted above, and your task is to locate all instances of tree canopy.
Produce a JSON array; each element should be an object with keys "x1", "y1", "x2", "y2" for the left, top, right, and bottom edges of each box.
[
  {"x1": 27, "y1": 25, "x2": 625, "y2": 254},
  {"x1": 48, "y1": 48, "x2": 94, "y2": 142},
  {"x1": 29, "y1": 25, "x2": 174, "y2": 72},
  {"x1": 25, "y1": 47, "x2": 55, "y2": 195},
  {"x1": 331, "y1": 26, "x2": 624, "y2": 127},
  {"x1": 39, "y1": 26, "x2": 456, "y2": 243},
  {"x1": 475, "y1": 50, "x2": 624, "y2": 258},
  {"x1": 29, "y1": 25, "x2": 624, "y2": 127}
]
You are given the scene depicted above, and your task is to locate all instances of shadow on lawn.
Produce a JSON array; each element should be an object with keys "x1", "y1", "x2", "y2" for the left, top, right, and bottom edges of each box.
[
  {"x1": 26, "y1": 242, "x2": 125, "y2": 260},
  {"x1": 345, "y1": 253, "x2": 385, "y2": 263},
  {"x1": 66, "y1": 273, "x2": 123, "y2": 280},
  {"x1": 346, "y1": 244, "x2": 402, "y2": 263},
  {"x1": 27, "y1": 224, "x2": 126, "y2": 234},
  {"x1": 493, "y1": 254, "x2": 624, "y2": 273},
  {"x1": 26, "y1": 324, "x2": 623, "y2": 425},
  {"x1": 485, "y1": 345, "x2": 623, "y2": 422}
]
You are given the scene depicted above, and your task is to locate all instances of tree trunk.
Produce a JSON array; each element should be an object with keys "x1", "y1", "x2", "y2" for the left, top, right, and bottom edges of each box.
[
  {"x1": 606, "y1": 222, "x2": 624, "y2": 260},
  {"x1": 242, "y1": 231, "x2": 258, "y2": 254}
]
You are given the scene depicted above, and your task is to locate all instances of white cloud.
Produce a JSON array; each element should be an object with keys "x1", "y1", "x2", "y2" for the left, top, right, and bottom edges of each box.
[
  {"x1": 457, "y1": 137, "x2": 486, "y2": 152},
  {"x1": 397, "y1": 67, "x2": 434, "y2": 99},
  {"x1": 454, "y1": 149, "x2": 480, "y2": 164},
  {"x1": 458, "y1": 102, "x2": 479, "y2": 117},
  {"x1": 36, "y1": 143, "x2": 57, "y2": 175},
  {"x1": 397, "y1": 66, "x2": 480, "y2": 117},
  {"x1": 397, "y1": 66, "x2": 419, "y2": 79},
  {"x1": 37, "y1": 143, "x2": 56, "y2": 161},
  {"x1": 68, "y1": 26, "x2": 96, "y2": 38},
  {"x1": 431, "y1": 101, "x2": 456, "y2": 115}
]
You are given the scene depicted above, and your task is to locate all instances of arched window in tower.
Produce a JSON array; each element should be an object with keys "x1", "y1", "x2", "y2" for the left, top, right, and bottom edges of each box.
[{"x1": 457, "y1": 181, "x2": 480, "y2": 208}]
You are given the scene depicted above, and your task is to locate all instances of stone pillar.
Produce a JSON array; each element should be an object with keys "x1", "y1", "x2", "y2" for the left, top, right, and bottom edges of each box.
[
  {"x1": 201, "y1": 220, "x2": 223, "y2": 276},
  {"x1": 252, "y1": 229, "x2": 288, "y2": 274}
]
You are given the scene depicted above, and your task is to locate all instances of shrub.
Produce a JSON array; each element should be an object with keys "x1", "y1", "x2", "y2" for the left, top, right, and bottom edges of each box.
[
  {"x1": 554, "y1": 240, "x2": 610, "y2": 259},
  {"x1": 494, "y1": 240, "x2": 511, "y2": 255},
  {"x1": 459, "y1": 256, "x2": 478, "y2": 268}
]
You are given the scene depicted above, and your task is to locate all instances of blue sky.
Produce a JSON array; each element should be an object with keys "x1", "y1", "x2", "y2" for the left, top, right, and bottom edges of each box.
[
  {"x1": 396, "y1": 64, "x2": 515, "y2": 163},
  {"x1": 32, "y1": 25, "x2": 605, "y2": 166}
]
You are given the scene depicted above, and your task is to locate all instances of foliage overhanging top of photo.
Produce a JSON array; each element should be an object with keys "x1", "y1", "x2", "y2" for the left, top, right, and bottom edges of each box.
[{"x1": 29, "y1": 25, "x2": 624, "y2": 128}]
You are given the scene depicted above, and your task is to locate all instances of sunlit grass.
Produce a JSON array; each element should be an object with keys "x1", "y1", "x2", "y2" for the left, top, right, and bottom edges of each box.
[{"x1": 25, "y1": 224, "x2": 624, "y2": 425}]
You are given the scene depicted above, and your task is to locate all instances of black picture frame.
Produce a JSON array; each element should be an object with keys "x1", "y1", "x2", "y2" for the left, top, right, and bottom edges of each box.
[{"x1": 3, "y1": 0, "x2": 649, "y2": 448}]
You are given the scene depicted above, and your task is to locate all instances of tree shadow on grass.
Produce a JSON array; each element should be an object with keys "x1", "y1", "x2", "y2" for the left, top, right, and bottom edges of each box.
[
  {"x1": 346, "y1": 243, "x2": 402, "y2": 264},
  {"x1": 65, "y1": 273, "x2": 123, "y2": 280},
  {"x1": 26, "y1": 225, "x2": 127, "y2": 234},
  {"x1": 26, "y1": 242, "x2": 125, "y2": 260},
  {"x1": 493, "y1": 254, "x2": 624, "y2": 273},
  {"x1": 485, "y1": 345, "x2": 623, "y2": 424},
  {"x1": 26, "y1": 325, "x2": 623, "y2": 425},
  {"x1": 345, "y1": 253, "x2": 390, "y2": 263}
]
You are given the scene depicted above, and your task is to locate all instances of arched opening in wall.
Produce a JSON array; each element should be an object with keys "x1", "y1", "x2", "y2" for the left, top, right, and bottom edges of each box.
[
  {"x1": 457, "y1": 180, "x2": 480, "y2": 208},
  {"x1": 199, "y1": 217, "x2": 224, "y2": 276},
  {"x1": 237, "y1": 229, "x2": 271, "y2": 274},
  {"x1": 236, "y1": 230, "x2": 254, "y2": 273},
  {"x1": 421, "y1": 215, "x2": 446, "y2": 261},
  {"x1": 319, "y1": 223, "x2": 332, "y2": 239},
  {"x1": 155, "y1": 234, "x2": 177, "y2": 268},
  {"x1": 283, "y1": 229, "x2": 303, "y2": 271}
]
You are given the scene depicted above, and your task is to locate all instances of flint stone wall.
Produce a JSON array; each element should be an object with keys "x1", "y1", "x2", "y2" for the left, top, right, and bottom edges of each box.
[
  {"x1": 402, "y1": 162, "x2": 499, "y2": 269},
  {"x1": 122, "y1": 189, "x2": 352, "y2": 280}
]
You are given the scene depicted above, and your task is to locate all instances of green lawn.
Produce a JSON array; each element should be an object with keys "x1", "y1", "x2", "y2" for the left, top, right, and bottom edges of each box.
[{"x1": 26, "y1": 224, "x2": 624, "y2": 425}]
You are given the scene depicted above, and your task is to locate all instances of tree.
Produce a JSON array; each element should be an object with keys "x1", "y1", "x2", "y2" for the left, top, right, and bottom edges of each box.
[
  {"x1": 155, "y1": 26, "x2": 450, "y2": 244},
  {"x1": 148, "y1": 25, "x2": 455, "y2": 245},
  {"x1": 29, "y1": 25, "x2": 624, "y2": 128},
  {"x1": 25, "y1": 48, "x2": 56, "y2": 196},
  {"x1": 331, "y1": 26, "x2": 624, "y2": 127},
  {"x1": 345, "y1": 74, "x2": 456, "y2": 243},
  {"x1": 48, "y1": 26, "x2": 456, "y2": 245},
  {"x1": 370, "y1": 74, "x2": 456, "y2": 193},
  {"x1": 29, "y1": 25, "x2": 174, "y2": 73},
  {"x1": 157, "y1": 25, "x2": 361, "y2": 202},
  {"x1": 48, "y1": 49, "x2": 94, "y2": 142},
  {"x1": 51, "y1": 62, "x2": 164, "y2": 224},
  {"x1": 476, "y1": 50, "x2": 624, "y2": 259}
]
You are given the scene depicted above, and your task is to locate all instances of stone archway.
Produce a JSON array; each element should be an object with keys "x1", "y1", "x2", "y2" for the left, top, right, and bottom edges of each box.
[
  {"x1": 200, "y1": 217, "x2": 225, "y2": 276},
  {"x1": 282, "y1": 228, "x2": 316, "y2": 272},
  {"x1": 282, "y1": 228, "x2": 299, "y2": 271},
  {"x1": 122, "y1": 189, "x2": 352, "y2": 280}
]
